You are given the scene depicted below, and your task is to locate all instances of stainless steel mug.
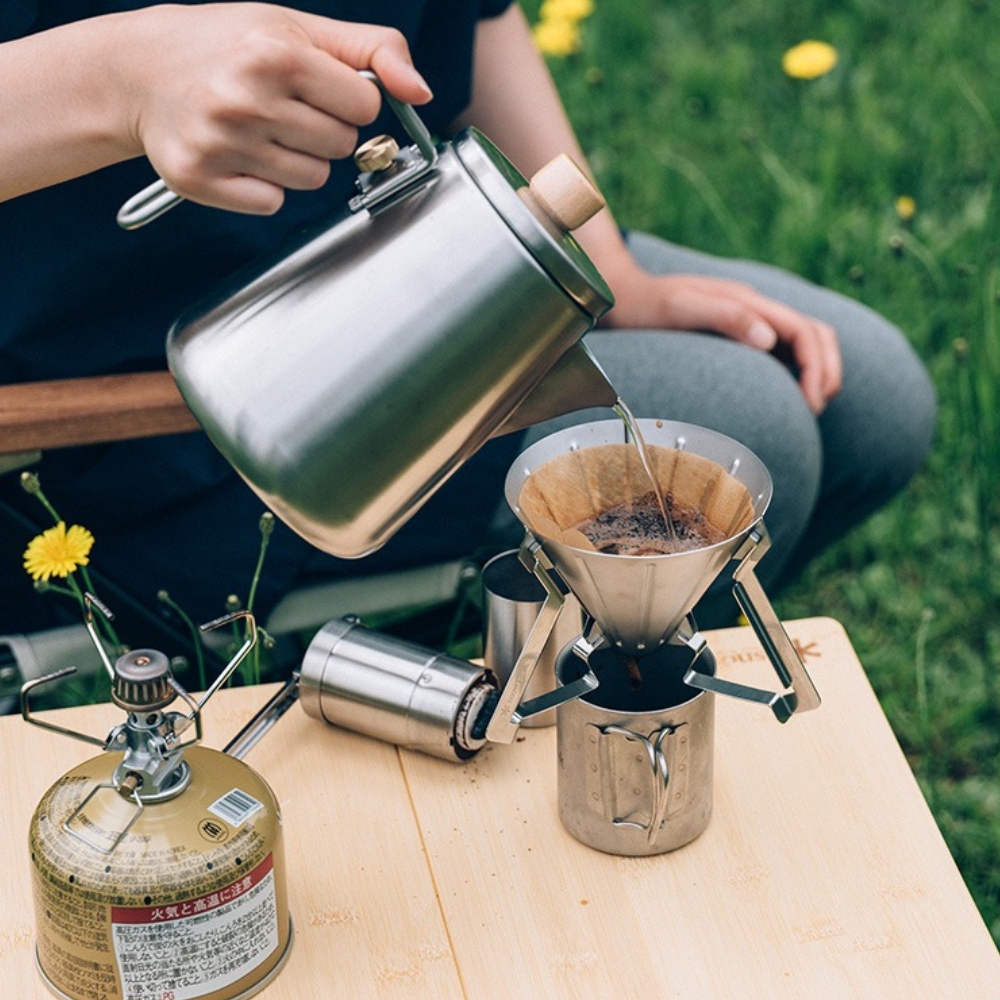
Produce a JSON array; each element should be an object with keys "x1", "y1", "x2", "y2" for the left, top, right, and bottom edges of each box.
[
  {"x1": 481, "y1": 549, "x2": 582, "y2": 728},
  {"x1": 555, "y1": 643, "x2": 716, "y2": 856},
  {"x1": 123, "y1": 74, "x2": 616, "y2": 559}
]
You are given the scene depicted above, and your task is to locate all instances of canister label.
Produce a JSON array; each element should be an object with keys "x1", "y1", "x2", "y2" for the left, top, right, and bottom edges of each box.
[{"x1": 110, "y1": 854, "x2": 278, "y2": 1000}]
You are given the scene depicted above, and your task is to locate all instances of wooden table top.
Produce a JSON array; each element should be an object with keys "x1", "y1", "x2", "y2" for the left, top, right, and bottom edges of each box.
[{"x1": 2, "y1": 616, "x2": 998, "y2": 999}]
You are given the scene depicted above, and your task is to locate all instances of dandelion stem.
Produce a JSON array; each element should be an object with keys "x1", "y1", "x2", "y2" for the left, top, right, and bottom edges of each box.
[
  {"x1": 64, "y1": 572, "x2": 120, "y2": 655},
  {"x1": 243, "y1": 513, "x2": 275, "y2": 687},
  {"x1": 27, "y1": 480, "x2": 64, "y2": 526},
  {"x1": 158, "y1": 591, "x2": 207, "y2": 692},
  {"x1": 914, "y1": 607, "x2": 936, "y2": 810},
  {"x1": 246, "y1": 514, "x2": 273, "y2": 618}
]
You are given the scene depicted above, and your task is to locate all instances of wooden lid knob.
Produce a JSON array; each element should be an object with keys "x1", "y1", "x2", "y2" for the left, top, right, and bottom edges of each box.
[{"x1": 527, "y1": 153, "x2": 606, "y2": 232}]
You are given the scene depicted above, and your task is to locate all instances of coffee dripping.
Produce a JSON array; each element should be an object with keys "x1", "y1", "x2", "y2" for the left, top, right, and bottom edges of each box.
[
  {"x1": 609, "y1": 398, "x2": 678, "y2": 551},
  {"x1": 491, "y1": 416, "x2": 820, "y2": 724}
]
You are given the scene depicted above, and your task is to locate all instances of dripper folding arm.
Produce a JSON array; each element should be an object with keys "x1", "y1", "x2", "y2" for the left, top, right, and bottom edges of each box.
[
  {"x1": 681, "y1": 523, "x2": 821, "y2": 722},
  {"x1": 484, "y1": 535, "x2": 598, "y2": 744}
]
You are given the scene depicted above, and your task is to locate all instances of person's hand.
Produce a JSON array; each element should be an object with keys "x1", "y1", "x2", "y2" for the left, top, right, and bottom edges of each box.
[
  {"x1": 114, "y1": 3, "x2": 432, "y2": 214},
  {"x1": 602, "y1": 262, "x2": 842, "y2": 414}
]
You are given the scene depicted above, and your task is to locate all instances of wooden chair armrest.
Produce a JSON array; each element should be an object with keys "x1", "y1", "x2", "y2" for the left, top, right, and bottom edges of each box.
[{"x1": 0, "y1": 372, "x2": 200, "y2": 455}]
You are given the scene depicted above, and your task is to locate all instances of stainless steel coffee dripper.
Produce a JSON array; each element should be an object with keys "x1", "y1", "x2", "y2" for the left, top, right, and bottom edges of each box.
[
  {"x1": 118, "y1": 72, "x2": 616, "y2": 559},
  {"x1": 487, "y1": 418, "x2": 821, "y2": 745}
]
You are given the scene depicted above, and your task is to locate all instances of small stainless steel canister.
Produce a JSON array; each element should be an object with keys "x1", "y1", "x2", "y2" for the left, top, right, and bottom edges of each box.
[
  {"x1": 481, "y1": 549, "x2": 582, "y2": 727},
  {"x1": 300, "y1": 618, "x2": 497, "y2": 761},
  {"x1": 555, "y1": 643, "x2": 716, "y2": 856}
]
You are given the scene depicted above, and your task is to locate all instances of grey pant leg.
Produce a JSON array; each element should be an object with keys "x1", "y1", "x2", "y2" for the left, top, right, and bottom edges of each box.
[
  {"x1": 495, "y1": 232, "x2": 936, "y2": 628},
  {"x1": 623, "y1": 233, "x2": 937, "y2": 572}
]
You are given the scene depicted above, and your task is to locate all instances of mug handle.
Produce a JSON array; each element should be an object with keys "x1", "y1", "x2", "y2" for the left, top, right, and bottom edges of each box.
[
  {"x1": 116, "y1": 70, "x2": 438, "y2": 230},
  {"x1": 680, "y1": 522, "x2": 821, "y2": 723},
  {"x1": 596, "y1": 723, "x2": 685, "y2": 843}
]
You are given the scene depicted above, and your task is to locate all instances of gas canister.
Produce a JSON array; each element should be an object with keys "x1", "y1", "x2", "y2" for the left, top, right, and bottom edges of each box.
[{"x1": 22, "y1": 603, "x2": 292, "y2": 1000}]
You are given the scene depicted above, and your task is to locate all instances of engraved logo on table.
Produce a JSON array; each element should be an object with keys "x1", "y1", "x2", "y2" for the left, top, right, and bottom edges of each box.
[{"x1": 717, "y1": 638, "x2": 821, "y2": 668}]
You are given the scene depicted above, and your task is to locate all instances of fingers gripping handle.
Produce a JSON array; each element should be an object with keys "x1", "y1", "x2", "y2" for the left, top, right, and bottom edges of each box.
[{"x1": 116, "y1": 70, "x2": 435, "y2": 230}]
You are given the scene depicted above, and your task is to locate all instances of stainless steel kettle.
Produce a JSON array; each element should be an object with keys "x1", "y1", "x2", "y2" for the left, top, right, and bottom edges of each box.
[{"x1": 118, "y1": 75, "x2": 617, "y2": 558}]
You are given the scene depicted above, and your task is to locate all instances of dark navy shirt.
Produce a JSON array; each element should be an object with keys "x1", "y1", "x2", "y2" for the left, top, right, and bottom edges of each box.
[{"x1": 0, "y1": 0, "x2": 519, "y2": 635}]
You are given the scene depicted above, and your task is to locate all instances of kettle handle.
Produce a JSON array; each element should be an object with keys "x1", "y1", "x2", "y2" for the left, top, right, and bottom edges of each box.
[{"x1": 116, "y1": 70, "x2": 437, "y2": 230}]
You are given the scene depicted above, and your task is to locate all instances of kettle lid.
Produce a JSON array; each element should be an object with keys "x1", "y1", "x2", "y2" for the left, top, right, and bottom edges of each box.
[{"x1": 454, "y1": 129, "x2": 615, "y2": 319}]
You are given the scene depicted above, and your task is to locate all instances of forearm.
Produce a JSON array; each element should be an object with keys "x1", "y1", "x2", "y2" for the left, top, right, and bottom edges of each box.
[{"x1": 0, "y1": 15, "x2": 140, "y2": 201}]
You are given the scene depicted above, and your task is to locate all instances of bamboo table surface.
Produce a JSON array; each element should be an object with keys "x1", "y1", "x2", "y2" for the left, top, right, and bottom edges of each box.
[{"x1": 2, "y1": 616, "x2": 998, "y2": 999}]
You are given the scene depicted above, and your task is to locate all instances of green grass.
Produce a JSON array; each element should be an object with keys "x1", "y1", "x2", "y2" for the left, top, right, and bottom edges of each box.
[{"x1": 521, "y1": 0, "x2": 1000, "y2": 943}]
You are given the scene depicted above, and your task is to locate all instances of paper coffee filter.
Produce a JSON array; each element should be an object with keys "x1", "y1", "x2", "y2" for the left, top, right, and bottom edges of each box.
[{"x1": 517, "y1": 442, "x2": 756, "y2": 551}]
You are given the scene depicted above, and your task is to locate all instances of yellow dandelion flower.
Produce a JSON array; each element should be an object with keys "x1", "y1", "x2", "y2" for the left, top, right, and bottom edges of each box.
[
  {"x1": 533, "y1": 17, "x2": 582, "y2": 57},
  {"x1": 895, "y1": 195, "x2": 916, "y2": 221},
  {"x1": 540, "y1": 0, "x2": 594, "y2": 21},
  {"x1": 23, "y1": 522, "x2": 95, "y2": 582},
  {"x1": 782, "y1": 40, "x2": 838, "y2": 80}
]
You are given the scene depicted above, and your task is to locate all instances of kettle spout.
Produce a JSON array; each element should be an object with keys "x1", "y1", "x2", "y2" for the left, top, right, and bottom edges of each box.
[{"x1": 493, "y1": 343, "x2": 617, "y2": 437}]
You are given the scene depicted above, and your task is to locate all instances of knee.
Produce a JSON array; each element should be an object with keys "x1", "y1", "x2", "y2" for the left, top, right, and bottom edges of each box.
[
  {"x1": 823, "y1": 319, "x2": 937, "y2": 505},
  {"x1": 701, "y1": 364, "x2": 822, "y2": 564}
]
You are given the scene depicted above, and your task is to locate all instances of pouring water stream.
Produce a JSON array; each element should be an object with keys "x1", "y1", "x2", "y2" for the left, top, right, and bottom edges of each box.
[{"x1": 612, "y1": 396, "x2": 677, "y2": 543}]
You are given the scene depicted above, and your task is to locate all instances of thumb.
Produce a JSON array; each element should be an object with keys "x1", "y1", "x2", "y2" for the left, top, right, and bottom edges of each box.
[{"x1": 291, "y1": 14, "x2": 434, "y2": 105}]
